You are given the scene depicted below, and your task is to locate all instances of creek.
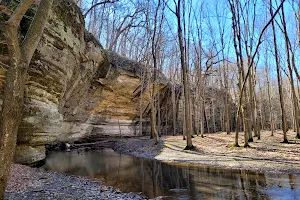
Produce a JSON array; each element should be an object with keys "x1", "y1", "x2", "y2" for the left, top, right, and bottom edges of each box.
[{"x1": 44, "y1": 148, "x2": 300, "y2": 199}]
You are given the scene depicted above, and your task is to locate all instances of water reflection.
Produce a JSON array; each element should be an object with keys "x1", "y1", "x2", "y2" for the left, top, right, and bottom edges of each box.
[{"x1": 44, "y1": 149, "x2": 300, "y2": 199}]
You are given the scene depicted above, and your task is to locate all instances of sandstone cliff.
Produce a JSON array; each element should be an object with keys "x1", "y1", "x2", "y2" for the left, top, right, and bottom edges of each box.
[{"x1": 1, "y1": 0, "x2": 156, "y2": 164}]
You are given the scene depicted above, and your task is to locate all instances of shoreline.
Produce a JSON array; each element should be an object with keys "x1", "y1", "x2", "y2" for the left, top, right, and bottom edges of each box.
[
  {"x1": 115, "y1": 147, "x2": 300, "y2": 175},
  {"x1": 112, "y1": 131, "x2": 300, "y2": 175}
]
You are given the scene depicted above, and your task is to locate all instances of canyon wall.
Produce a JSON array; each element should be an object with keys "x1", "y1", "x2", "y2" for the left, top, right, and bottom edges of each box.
[{"x1": 0, "y1": 0, "x2": 154, "y2": 164}]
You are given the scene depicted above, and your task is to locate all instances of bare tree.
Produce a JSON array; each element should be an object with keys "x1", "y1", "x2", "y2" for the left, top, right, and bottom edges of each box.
[
  {"x1": 150, "y1": 0, "x2": 163, "y2": 144},
  {"x1": 109, "y1": 8, "x2": 145, "y2": 51},
  {"x1": 279, "y1": 4, "x2": 299, "y2": 140},
  {"x1": 269, "y1": 0, "x2": 288, "y2": 143},
  {"x1": 167, "y1": 0, "x2": 193, "y2": 149},
  {"x1": 228, "y1": 0, "x2": 286, "y2": 146}
]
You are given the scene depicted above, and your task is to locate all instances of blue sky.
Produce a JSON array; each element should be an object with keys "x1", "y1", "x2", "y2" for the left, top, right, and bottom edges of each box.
[{"x1": 81, "y1": 0, "x2": 300, "y2": 82}]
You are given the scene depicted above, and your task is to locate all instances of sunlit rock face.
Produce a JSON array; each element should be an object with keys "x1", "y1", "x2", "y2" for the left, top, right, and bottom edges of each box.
[
  {"x1": 58, "y1": 51, "x2": 155, "y2": 142},
  {"x1": 14, "y1": 0, "x2": 107, "y2": 164}
]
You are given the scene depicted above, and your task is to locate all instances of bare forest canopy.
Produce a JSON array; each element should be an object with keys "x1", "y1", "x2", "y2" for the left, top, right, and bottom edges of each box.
[{"x1": 77, "y1": 0, "x2": 300, "y2": 146}]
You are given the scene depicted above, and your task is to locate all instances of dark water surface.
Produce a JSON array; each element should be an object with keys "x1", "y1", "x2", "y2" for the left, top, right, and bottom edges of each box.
[{"x1": 44, "y1": 149, "x2": 300, "y2": 199}]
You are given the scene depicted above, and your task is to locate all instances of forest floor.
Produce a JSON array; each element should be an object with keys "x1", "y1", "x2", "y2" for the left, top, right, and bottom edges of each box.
[{"x1": 113, "y1": 130, "x2": 300, "y2": 174}]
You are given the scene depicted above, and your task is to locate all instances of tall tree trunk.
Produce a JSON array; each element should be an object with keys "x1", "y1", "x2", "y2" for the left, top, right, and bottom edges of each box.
[
  {"x1": 253, "y1": 77, "x2": 260, "y2": 139},
  {"x1": 265, "y1": 51, "x2": 274, "y2": 136},
  {"x1": 172, "y1": 80, "x2": 177, "y2": 136},
  {"x1": 139, "y1": 55, "x2": 149, "y2": 136},
  {"x1": 200, "y1": 90, "x2": 205, "y2": 138},
  {"x1": 183, "y1": 103, "x2": 187, "y2": 140},
  {"x1": 248, "y1": 71, "x2": 255, "y2": 142},
  {"x1": 0, "y1": 0, "x2": 53, "y2": 198},
  {"x1": 157, "y1": 90, "x2": 161, "y2": 136},
  {"x1": 269, "y1": 0, "x2": 288, "y2": 143},
  {"x1": 176, "y1": 0, "x2": 193, "y2": 149},
  {"x1": 150, "y1": 0, "x2": 162, "y2": 144},
  {"x1": 212, "y1": 99, "x2": 216, "y2": 133},
  {"x1": 281, "y1": 6, "x2": 300, "y2": 139},
  {"x1": 225, "y1": 90, "x2": 231, "y2": 135},
  {"x1": 291, "y1": 53, "x2": 300, "y2": 139}
]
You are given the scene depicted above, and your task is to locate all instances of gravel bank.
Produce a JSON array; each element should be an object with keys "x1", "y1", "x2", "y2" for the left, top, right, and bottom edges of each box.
[{"x1": 5, "y1": 164, "x2": 145, "y2": 200}]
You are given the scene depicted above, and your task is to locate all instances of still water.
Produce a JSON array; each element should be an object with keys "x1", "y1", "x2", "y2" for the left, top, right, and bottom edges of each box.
[{"x1": 44, "y1": 149, "x2": 300, "y2": 199}]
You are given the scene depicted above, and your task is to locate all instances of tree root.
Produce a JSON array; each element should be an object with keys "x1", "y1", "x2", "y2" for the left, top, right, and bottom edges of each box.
[
  {"x1": 281, "y1": 139, "x2": 289, "y2": 144},
  {"x1": 184, "y1": 145, "x2": 195, "y2": 150}
]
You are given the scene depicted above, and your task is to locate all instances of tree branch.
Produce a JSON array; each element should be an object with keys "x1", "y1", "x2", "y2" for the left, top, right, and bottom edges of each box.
[
  {"x1": 21, "y1": 0, "x2": 54, "y2": 63},
  {"x1": 240, "y1": 0, "x2": 286, "y2": 99},
  {"x1": 0, "y1": 5, "x2": 12, "y2": 16},
  {"x1": 4, "y1": 0, "x2": 34, "y2": 63},
  {"x1": 6, "y1": 0, "x2": 34, "y2": 25},
  {"x1": 83, "y1": 0, "x2": 118, "y2": 18}
]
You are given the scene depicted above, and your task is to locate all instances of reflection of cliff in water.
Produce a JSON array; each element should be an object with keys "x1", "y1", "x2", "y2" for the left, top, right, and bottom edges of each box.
[{"x1": 44, "y1": 149, "x2": 300, "y2": 199}]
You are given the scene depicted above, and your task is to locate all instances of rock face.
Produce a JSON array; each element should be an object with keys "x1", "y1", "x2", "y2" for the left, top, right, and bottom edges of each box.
[
  {"x1": 15, "y1": 0, "x2": 108, "y2": 164},
  {"x1": 57, "y1": 50, "x2": 156, "y2": 142},
  {"x1": 1, "y1": 0, "x2": 153, "y2": 164}
]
